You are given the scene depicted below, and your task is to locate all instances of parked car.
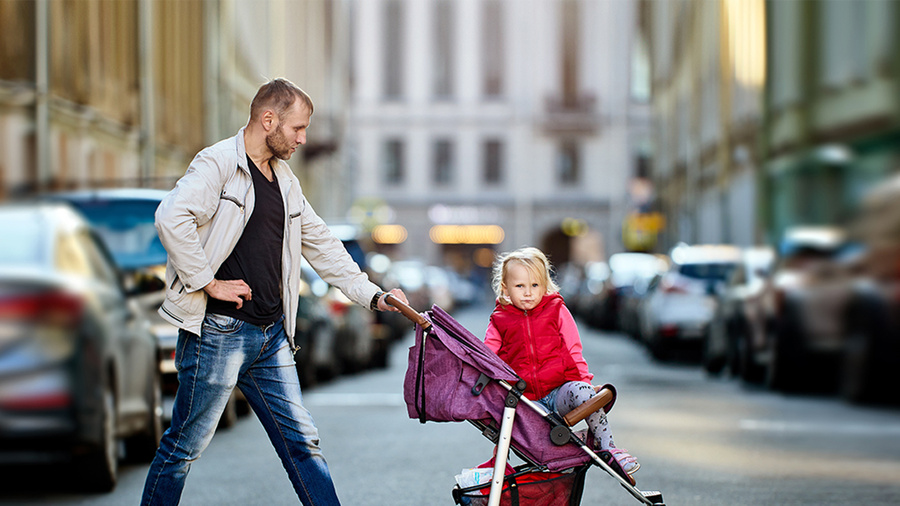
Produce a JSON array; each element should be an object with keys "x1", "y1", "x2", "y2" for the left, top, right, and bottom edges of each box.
[
  {"x1": 841, "y1": 175, "x2": 900, "y2": 404},
  {"x1": 0, "y1": 202, "x2": 162, "y2": 491},
  {"x1": 762, "y1": 227, "x2": 859, "y2": 392},
  {"x1": 382, "y1": 259, "x2": 433, "y2": 311},
  {"x1": 608, "y1": 253, "x2": 670, "y2": 338},
  {"x1": 637, "y1": 244, "x2": 741, "y2": 360},
  {"x1": 295, "y1": 261, "x2": 339, "y2": 385},
  {"x1": 572, "y1": 261, "x2": 615, "y2": 330},
  {"x1": 47, "y1": 189, "x2": 246, "y2": 426},
  {"x1": 702, "y1": 246, "x2": 775, "y2": 376}
]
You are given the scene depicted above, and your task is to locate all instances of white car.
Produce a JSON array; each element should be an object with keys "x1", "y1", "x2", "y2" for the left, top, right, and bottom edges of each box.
[{"x1": 638, "y1": 244, "x2": 742, "y2": 360}]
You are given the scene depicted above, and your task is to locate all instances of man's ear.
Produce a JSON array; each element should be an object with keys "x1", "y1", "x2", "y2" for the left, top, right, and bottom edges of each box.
[{"x1": 261, "y1": 109, "x2": 277, "y2": 132}]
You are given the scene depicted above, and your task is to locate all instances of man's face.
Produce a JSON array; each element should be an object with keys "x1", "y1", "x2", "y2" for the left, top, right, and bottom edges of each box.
[{"x1": 266, "y1": 101, "x2": 311, "y2": 161}]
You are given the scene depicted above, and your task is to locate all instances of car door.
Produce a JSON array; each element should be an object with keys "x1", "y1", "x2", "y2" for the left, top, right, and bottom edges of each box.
[{"x1": 76, "y1": 227, "x2": 148, "y2": 419}]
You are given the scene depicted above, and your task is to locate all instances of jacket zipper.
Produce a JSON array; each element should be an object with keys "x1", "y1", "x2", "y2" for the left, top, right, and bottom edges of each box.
[
  {"x1": 161, "y1": 303, "x2": 184, "y2": 324},
  {"x1": 220, "y1": 192, "x2": 245, "y2": 211},
  {"x1": 523, "y1": 309, "x2": 544, "y2": 396}
]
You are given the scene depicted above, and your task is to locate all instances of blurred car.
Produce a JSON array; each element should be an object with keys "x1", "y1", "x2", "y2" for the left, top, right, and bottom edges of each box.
[
  {"x1": 608, "y1": 253, "x2": 670, "y2": 337},
  {"x1": 762, "y1": 226, "x2": 859, "y2": 391},
  {"x1": 842, "y1": 175, "x2": 900, "y2": 403},
  {"x1": 425, "y1": 265, "x2": 456, "y2": 313},
  {"x1": 0, "y1": 202, "x2": 161, "y2": 491},
  {"x1": 443, "y1": 268, "x2": 482, "y2": 309},
  {"x1": 47, "y1": 189, "x2": 246, "y2": 427},
  {"x1": 572, "y1": 261, "x2": 616, "y2": 330},
  {"x1": 382, "y1": 259, "x2": 432, "y2": 311},
  {"x1": 295, "y1": 261, "x2": 340, "y2": 385},
  {"x1": 637, "y1": 244, "x2": 741, "y2": 360},
  {"x1": 318, "y1": 224, "x2": 383, "y2": 372},
  {"x1": 702, "y1": 246, "x2": 775, "y2": 376}
]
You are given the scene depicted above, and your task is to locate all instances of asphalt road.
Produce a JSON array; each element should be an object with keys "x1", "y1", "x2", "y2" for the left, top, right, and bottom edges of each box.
[{"x1": 3, "y1": 302, "x2": 900, "y2": 505}]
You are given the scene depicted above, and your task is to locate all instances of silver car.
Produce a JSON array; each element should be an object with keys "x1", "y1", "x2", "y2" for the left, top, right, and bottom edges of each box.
[{"x1": 0, "y1": 202, "x2": 161, "y2": 491}]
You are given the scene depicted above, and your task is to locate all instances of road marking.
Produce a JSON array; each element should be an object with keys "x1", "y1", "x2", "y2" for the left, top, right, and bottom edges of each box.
[
  {"x1": 740, "y1": 419, "x2": 900, "y2": 436},
  {"x1": 304, "y1": 392, "x2": 405, "y2": 407}
]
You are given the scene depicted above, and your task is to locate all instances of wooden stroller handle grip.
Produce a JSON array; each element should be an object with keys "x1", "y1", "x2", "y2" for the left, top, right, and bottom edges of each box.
[
  {"x1": 384, "y1": 293, "x2": 431, "y2": 329},
  {"x1": 563, "y1": 387, "x2": 614, "y2": 427}
]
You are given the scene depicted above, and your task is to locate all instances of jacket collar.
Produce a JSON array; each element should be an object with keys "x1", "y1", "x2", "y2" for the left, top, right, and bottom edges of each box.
[
  {"x1": 496, "y1": 292, "x2": 562, "y2": 316},
  {"x1": 234, "y1": 127, "x2": 294, "y2": 185}
]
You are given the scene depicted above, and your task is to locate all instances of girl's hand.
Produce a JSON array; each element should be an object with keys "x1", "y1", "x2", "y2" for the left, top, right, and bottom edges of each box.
[{"x1": 592, "y1": 384, "x2": 604, "y2": 393}]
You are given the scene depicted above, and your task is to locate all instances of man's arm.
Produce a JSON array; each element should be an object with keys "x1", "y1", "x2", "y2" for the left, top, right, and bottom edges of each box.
[{"x1": 155, "y1": 150, "x2": 227, "y2": 293}]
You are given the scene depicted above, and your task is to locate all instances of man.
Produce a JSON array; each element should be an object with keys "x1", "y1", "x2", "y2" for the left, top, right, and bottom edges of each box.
[{"x1": 141, "y1": 78, "x2": 407, "y2": 505}]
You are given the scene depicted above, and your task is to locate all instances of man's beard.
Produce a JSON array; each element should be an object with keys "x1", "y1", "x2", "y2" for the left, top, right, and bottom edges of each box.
[{"x1": 266, "y1": 127, "x2": 294, "y2": 161}]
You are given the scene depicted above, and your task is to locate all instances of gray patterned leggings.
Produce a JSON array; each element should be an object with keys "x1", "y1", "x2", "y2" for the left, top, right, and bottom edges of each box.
[{"x1": 551, "y1": 381, "x2": 616, "y2": 450}]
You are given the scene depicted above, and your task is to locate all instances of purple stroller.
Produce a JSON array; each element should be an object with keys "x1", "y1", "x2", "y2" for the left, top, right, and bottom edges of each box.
[{"x1": 389, "y1": 297, "x2": 665, "y2": 506}]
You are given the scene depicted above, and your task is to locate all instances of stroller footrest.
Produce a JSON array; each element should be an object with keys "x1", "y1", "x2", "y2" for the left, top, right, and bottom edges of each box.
[
  {"x1": 641, "y1": 490, "x2": 665, "y2": 505},
  {"x1": 563, "y1": 387, "x2": 614, "y2": 426}
]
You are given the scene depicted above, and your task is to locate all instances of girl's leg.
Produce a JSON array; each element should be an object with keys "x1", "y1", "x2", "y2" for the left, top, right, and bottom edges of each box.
[{"x1": 554, "y1": 381, "x2": 639, "y2": 474}]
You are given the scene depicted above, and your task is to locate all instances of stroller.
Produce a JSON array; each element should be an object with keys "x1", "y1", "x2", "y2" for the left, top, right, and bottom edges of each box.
[{"x1": 388, "y1": 296, "x2": 665, "y2": 506}]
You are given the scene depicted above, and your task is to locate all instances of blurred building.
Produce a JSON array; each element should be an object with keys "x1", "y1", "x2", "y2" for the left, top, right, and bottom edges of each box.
[
  {"x1": 0, "y1": 0, "x2": 342, "y2": 213},
  {"x1": 344, "y1": 0, "x2": 651, "y2": 271},
  {"x1": 644, "y1": 0, "x2": 900, "y2": 251},
  {"x1": 642, "y1": 0, "x2": 765, "y2": 250}
]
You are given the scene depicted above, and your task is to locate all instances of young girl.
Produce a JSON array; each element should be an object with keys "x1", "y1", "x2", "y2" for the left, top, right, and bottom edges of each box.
[{"x1": 484, "y1": 247, "x2": 640, "y2": 480}]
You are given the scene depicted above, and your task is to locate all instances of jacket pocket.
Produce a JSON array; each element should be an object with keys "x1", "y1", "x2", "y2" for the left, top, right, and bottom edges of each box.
[{"x1": 220, "y1": 191, "x2": 245, "y2": 213}]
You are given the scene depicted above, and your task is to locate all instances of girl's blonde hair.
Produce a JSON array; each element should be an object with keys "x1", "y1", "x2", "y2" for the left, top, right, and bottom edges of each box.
[{"x1": 491, "y1": 247, "x2": 560, "y2": 304}]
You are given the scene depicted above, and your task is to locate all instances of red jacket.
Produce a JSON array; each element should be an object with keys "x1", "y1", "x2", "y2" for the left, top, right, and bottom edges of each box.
[{"x1": 485, "y1": 293, "x2": 591, "y2": 399}]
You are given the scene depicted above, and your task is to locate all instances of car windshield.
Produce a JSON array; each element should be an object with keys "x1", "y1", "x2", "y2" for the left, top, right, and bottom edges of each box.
[
  {"x1": 677, "y1": 262, "x2": 737, "y2": 282},
  {"x1": 67, "y1": 199, "x2": 166, "y2": 270},
  {"x1": 0, "y1": 212, "x2": 47, "y2": 267}
]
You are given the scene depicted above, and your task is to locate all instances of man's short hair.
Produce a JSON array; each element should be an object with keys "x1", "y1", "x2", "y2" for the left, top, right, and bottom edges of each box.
[{"x1": 249, "y1": 78, "x2": 314, "y2": 122}]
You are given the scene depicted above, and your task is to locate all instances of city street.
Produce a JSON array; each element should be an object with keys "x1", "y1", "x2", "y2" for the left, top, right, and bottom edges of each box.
[{"x1": 3, "y1": 302, "x2": 900, "y2": 505}]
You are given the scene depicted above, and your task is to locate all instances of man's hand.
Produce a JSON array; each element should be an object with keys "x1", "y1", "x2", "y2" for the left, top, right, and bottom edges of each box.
[
  {"x1": 204, "y1": 279, "x2": 252, "y2": 309},
  {"x1": 377, "y1": 288, "x2": 408, "y2": 312}
]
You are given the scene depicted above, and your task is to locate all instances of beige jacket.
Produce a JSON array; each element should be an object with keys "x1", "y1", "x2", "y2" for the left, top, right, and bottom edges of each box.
[{"x1": 155, "y1": 128, "x2": 379, "y2": 346}]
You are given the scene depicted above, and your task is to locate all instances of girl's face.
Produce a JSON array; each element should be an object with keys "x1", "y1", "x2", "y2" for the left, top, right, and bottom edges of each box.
[{"x1": 503, "y1": 262, "x2": 545, "y2": 312}]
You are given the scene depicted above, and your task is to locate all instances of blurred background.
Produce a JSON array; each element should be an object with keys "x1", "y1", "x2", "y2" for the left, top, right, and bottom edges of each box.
[{"x1": 2, "y1": 0, "x2": 900, "y2": 496}]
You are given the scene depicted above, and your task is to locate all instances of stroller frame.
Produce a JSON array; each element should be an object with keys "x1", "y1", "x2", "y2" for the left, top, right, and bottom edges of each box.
[
  {"x1": 388, "y1": 295, "x2": 665, "y2": 506},
  {"x1": 483, "y1": 378, "x2": 663, "y2": 506}
]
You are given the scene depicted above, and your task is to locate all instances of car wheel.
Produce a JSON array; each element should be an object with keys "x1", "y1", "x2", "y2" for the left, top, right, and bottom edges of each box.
[
  {"x1": 841, "y1": 324, "x2": 875, "y2": 403},
  {"x1": 702, "y1": 332, "x2": 725, "y2": 375},
  {"x1": 649, "y1": 333, "x2": 670, "y2": 361},
  {"x1": 126, "y1": 368, "x2": 164, "y2": 462},
  {"x1": 737, "y1": 326, "x2": 764, "y2": 383},
  {"x1": 78, "y1": 380, "x2": 118, "y2": 492},
  {"x1": 766, "y1": 313, "x2": 804, "y2": 392}
]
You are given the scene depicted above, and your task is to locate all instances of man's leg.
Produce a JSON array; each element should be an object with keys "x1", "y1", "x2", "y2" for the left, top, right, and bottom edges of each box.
[
  {"x1": 239, "y1": 319, "x2": 340, "y2": 506},
  {"x1": 141, "y1": 315, "x2": 246, "y2": 505}
]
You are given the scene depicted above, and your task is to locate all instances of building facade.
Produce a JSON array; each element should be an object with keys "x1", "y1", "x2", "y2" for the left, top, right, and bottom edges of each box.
[
  {"x1": 644, "y1": 0, "x2": 900, "y2": 252},
  {"x1": 0, "y1": 0, "x2": 341, "y2": 210},
  {"x1": 345, "y1": 0, "x2": 650, "y2": 272}
]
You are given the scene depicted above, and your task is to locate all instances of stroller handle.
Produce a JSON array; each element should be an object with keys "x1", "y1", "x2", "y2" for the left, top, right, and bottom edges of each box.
[{"x1": 384, "y1": 293, "x2": 431, "y2": 329}]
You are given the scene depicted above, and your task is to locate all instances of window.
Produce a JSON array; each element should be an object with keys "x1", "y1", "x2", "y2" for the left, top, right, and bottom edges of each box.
[
  {"x1": 560, "y1": 0, "x2": 581, "y2": 106},
  {"x1": 433, "y1": 0, "x2": 455, "y2": 99},
  {"x1": 483, "y1": 140, "x2": 503, "y2": 184},
  {"x1": 433, "y1": 140, "x2": 454, "y2": 185},
  {"x1": 557, "y1": 141, "x2": 580, "y2": 185},
  {"x1": 481, "y1": 0, "x2": 504, "y2": 98},
  {"x1": 382, "y1": 139, "x2": 405, "y2": 184},
  {"x1": 383, "y1": 0, "x2": 405, "y2": 99}
]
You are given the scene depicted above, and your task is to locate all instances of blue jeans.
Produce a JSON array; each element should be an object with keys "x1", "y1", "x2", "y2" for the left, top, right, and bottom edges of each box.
[{"x1": 141, "y1": 314, "x2": 340, "y2": 505}]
